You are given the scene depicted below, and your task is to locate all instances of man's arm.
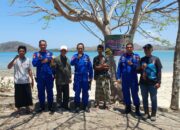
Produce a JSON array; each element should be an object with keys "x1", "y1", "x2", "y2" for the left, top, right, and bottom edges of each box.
[
  {"x1": 130, "y1": 54, "x2": 141, "y2": 71},
  {"x1": 88, "y1": 57, "x2": 93, "y2": 80},
  {"x1": 68, "y1": 59, "x2": 72, "y2": 83},
  {"x1": 7, "y1": 55, "x2": 19, "y2": 69},
  {"x1": 70, "y1": 54, "x2": 78, "y2": 66},
  {"x1": 32, "y1": 52, "x2": 42, "y2": 67},
  {"x1": 116, "y1": 57, "x2": 122, "y2": 82},
  {"x1": 41, "y1": 52, "x2": 53, "y2": 64},
  {"x1": 156, "y1": 57, "x2": 163, "y2": 86},
  {"x1": 28, "y1": 69, "x2": 34, "y2": 89}
]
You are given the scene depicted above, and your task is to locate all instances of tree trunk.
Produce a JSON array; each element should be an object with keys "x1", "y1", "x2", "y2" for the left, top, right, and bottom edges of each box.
[
  {"x1": 129, "y1": 0, "x2": 144, "y2": 41},
  {"x1": 170, "y1": 0, "x2": 180, "y2": 110}
]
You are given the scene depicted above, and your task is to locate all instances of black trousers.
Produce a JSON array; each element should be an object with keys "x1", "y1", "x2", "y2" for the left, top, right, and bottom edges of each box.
[
  {"x1": 15, "y1": 83, "x2": 33, "y2": 108},
  {"x1": 56, "y1": 84, "x2": 69, "y2": 108}
]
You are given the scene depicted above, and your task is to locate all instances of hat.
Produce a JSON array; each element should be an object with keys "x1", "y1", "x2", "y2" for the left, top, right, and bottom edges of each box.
[
  {"x1": 143, "y1": 44, "x2": 153, "y2": 49},
  {"x1": 60, "y1": 45, "x2": 68, "y2": 51},
  {"x1": 105, "y1": 48, "x2": 112, "y2": 55}
]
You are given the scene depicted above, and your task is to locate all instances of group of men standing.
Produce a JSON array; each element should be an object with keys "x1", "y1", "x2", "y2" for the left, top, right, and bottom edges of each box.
[{"x1": 8, "y1": 40, "x2": 162, "y2": 121}]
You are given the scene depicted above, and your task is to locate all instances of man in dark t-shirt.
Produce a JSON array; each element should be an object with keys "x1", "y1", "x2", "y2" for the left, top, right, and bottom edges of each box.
[
  {"x1": 139, "y1": 44, "x2": 162, "y2": 121},
  {"x1": 93, "y1": 44, "x2": 110, "y2": 109}
]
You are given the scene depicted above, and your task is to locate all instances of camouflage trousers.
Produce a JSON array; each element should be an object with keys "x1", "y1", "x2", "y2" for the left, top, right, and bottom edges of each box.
[{"x1": 95, "y1": 78, "x2": 111, "y2": 102}]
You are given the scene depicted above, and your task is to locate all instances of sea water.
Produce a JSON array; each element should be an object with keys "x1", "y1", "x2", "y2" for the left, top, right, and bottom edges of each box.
[{"x1": 0, "y1": 50, "x2": 174, "y2": 72}]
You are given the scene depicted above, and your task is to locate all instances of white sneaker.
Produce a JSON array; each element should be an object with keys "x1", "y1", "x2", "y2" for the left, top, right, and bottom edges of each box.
[{"x1": 151, "y1": 115, "x2": 156, "y2": 121}]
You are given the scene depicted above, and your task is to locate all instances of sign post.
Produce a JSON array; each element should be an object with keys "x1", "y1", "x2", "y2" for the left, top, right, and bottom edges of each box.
[{"x1": 105, "y1": 35, "x2": 132, "y2": 56}]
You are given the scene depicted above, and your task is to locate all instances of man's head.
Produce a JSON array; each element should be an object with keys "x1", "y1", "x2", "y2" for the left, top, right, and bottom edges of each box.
[
  {"x1": 143, "y1": 44, "x2": 153, "y2": 56},
  {"x1": 126, "y1": 42, "x2": 134, "y2": 54},
  {"x1": 97, "y1": 44, "x2": 104, "y2": 54},
  {"x1": 17, "y1": 45, "x2": 26, "y2": 57},
  {"x1": 60, "y1": 45, "x2": 68, "y2": 56},
  {"x1": 76, "y1": 43, "x2": 84, "y2": 54},
  {"x1": 39, "y1": 40, "x2": 47, "y2": 51}
]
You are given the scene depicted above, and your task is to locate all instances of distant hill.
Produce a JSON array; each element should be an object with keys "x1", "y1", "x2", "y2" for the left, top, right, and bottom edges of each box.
[
  {"x1": 49, "y1": 46, "x2": 97, "y2": 52},
  {"x1": 133, "y1": 43, "x2": 174, "y2": 50},
  {"x1": 0, "y1": 41, "x2": 38, "y2": 52},
  {"x1": 0, "y1": 41, "x2": 174, "y2": 52}
]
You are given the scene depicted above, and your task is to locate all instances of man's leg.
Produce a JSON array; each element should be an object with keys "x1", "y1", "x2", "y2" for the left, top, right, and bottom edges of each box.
[
  {"x1": 62, "y1": 84, "x2": 69, "y2": 109},
  {"x1": 140, "y1": 84, "x2": 149, "y2": 119},
  {"x1": 82, "y1": 81, "x2": 89, "y2": 112},
  {"x1": 56, "y1": 84, "x2": 62, "y2": 107},
  {"x1": 74, "y1": 80, "x2": 81, "y2": 112},
  {"x1": 131, "y1": 81, "x2": 140, "y2": 116},
  {"x1": 37, "y1": 78, "x2": 46, "y2": 110},
  {"x1": 95, "y1": 79, "x2": 101, "y2": 108},
  {"x1": 45, "y1": 76, "x2": 54, "y2": 111},
  {"x1": 149, "y1": 85, "x2": 157, "y2": 121},
  {"x1": 103, "y1": 79, "x2": 111, "y2": 109},
  {"x1": 122, "y1": 80, "x2": 131, "y2": 113}
]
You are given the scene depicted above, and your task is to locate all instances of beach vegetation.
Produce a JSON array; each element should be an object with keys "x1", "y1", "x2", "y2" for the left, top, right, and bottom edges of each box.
[{"x1": 0, "y1": 77, "x2": 13, "y2": 92}]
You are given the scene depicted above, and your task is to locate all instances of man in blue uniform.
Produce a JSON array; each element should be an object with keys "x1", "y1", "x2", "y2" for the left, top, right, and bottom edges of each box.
[
  {"x1": 71, "y1": 43, "x2": 93, "y2": 113},
  {"x1": 32, "y1": 40, "x2": 54, "y2": 113},
  {"x1": 117, "y1": 43, "x2": 140, "y2": 116}
]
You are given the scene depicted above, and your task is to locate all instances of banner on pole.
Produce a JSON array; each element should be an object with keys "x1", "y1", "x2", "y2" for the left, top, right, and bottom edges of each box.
[{"x1": 105, "y1": 35, "x2": 132, "y2": 56}]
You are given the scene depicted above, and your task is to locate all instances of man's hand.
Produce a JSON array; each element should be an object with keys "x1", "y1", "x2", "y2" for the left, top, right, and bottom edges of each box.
[
  {"x1": 142, "y1": 63, "x2": 147, "y2": 70},
  {"x1": 142, "y1": 72, "x2": 146, "y2": 80},
  {"x1": 114, "y1": 81, "x2": 118, "y2": 88},
  {"x1": 41, "y1": 58, "x2": 49, "y2": 63},
  {"x1": 69, "y1": 79, "x2": 72, "y2": 83},
  {"x1": 100, "y1": 64, "x2": 109, "y2": 70},
  {"x1": 116, "y1": 79, "x2": 121, "y2": 84},
  {"x1": 155, "y1": 83, "x2": 160, "y2": 89},
  {"x1": 78, "y1": 54, "x2": 82, "y2": 59},
  {"x1": 14, "y1": 55, "x2": 19, "y2": 60},
  {"x1": 31, "y1": 81, "x2": 34, "y2": 89},
  {"x1": 127, "y1": 60, "x2": 133, "y2": 65}
]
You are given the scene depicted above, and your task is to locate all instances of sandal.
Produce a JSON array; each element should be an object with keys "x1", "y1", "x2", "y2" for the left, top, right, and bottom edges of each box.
[{"x1": 26, "y1": 107, "x2": 33, "y2": 114}]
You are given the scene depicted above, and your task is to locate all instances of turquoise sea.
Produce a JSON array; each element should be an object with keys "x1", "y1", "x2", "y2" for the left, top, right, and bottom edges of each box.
[{"x1": 0, "y1": 51, "x2": 174, "y2": 72}]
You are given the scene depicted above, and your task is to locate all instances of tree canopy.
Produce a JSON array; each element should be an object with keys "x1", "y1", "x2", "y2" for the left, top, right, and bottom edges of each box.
[{"x1": 10, "y1": 0, "x2": 178, "y2": 44}]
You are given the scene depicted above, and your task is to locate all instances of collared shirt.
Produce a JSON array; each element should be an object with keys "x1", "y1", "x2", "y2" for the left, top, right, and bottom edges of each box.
[
  {"x1": 32, "y1": 50, "x2": 53, "y2": 78},
  {"x1": 117, "y1": 53, "x2": 140, "y2": 80},
  {"x1": 71, "y1": 53, "x2": 93, "y2": 81},
  {"x1": 14, "y1": 57, "x2": 32, "y2": 84}
]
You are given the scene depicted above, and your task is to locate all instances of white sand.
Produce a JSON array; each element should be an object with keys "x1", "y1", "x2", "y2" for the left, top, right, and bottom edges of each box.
[{"x1": 0, "y1": 72, "x2": 178, "y2": 109}]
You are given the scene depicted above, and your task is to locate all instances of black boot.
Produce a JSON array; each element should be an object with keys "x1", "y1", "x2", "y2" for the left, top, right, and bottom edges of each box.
[
  {"x1": 36, "y1": 107, "x2": 45, "y2": 113},
  {"x1": 83, "y1": 106, "x2": 90, "y2": 113},
  {"x1": 48, "y1": 104, "x2": 55, "y2": 114},
  {"x1": 75, "y1": 104, "x2": 80, "y2": 113},
  {"x1": 125, "y1": 105, "x2": 131, "y2": 114},
  {"x1": 135, "y1": 106, "x2": 141, "y2": 116}
]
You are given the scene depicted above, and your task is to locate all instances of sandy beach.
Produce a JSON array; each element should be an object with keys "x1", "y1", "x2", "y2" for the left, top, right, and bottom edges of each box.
[
  {"x1": 0, "y1": 69, "x2": 177, "y2": 109},
  {"x1": 0, "y1": 70, "x2": 180, "y2": 130}
]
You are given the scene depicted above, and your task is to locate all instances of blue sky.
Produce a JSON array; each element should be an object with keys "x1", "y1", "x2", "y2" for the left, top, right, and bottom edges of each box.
[{"x1": 0, "y1": 0, "x2": 178, "y2": 49}]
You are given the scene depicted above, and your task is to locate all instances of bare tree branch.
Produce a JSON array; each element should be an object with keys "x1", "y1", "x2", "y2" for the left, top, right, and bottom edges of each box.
[
  {"x1": 111, "y1": 20, "x2": 131, "y2": 31},
  {"x1": 52, "y1": 0, "x2": 95, "y2": 22},
  {"x1": 145, "y1": 1, "x2": 177, "y2": 14},
  {"x1": 108, "y1": 1, "x2": 119, "y2": 21},
  {"x1": 129, "y1": 0, "x2": 144, "y2": 40},
  {"x1": 102, "y1": 0, "x2": 108, "y2": 25}
]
